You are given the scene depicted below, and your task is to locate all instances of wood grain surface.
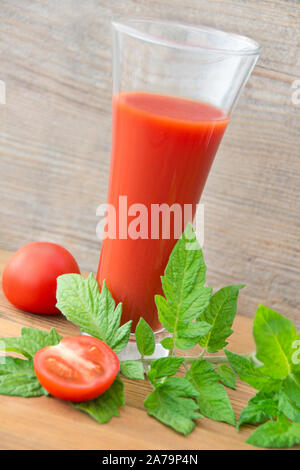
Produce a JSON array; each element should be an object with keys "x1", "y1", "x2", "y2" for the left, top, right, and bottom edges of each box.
[
  {"x1": 0, "y1": 248, "x2": 264, "y2": 450},
  {"x1": 0, "y1": 1, "x2": 299, "y2": 326}
]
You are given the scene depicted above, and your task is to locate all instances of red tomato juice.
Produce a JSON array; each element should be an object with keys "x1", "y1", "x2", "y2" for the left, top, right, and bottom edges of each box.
[{"x1": 97, "y1": 92, "x2": 229, "y2": 331}]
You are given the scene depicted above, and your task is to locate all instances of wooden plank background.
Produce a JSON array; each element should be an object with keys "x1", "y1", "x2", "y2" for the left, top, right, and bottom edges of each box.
[{"x1": 0, "y1": 0, "x2": 299, "y2": 323}]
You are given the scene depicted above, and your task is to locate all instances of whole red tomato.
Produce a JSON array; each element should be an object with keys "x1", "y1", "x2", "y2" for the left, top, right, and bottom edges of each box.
[{"x1": 2, "y1": 242, "x2": 80, "y2": 315}]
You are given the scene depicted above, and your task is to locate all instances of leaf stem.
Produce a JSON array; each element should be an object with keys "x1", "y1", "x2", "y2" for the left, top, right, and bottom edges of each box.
[
  {"x1": 143, "y1": 352, "x2": 254, "y2": 366},
  {"x1": 141, "y1": 354, "x2": 148, "y2": 375},
  {"x1": 199, "y1": 347, "x2": 207, "y2": 359}
]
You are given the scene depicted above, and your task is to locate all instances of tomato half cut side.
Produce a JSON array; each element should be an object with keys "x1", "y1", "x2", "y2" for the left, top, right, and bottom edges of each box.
[{"x1": 34, "y1": 336, "x2": 119, "y2": 402}]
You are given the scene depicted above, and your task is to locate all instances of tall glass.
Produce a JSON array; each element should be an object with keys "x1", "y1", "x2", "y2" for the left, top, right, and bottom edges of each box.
[{"x1": 97, "y1": 19, "x2": 260, "y2": 334}]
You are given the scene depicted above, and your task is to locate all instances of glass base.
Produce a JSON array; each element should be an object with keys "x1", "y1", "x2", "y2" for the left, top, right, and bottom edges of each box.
[
  {"x1": 118, "y1": 341, "x2": 169, "y2": 360},
  {"x1": 119, "y1": 328, "x2": 169, "y2": 361},
  {"x1": 81, "y1": 329, "x2": 170, "y2": 360},
  {"x1": 118, "y1": 331, "x2": 170, "y2": 361}
]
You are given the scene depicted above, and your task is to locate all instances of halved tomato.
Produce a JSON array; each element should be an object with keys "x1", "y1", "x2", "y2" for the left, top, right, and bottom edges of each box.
[{"x1": 34, "y1": 336, "x2": 119, "y2": 402}]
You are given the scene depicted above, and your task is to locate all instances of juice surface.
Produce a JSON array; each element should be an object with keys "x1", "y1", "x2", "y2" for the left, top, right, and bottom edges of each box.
[{"x1": 97, "y1": 92, "x2": 229, "y2": 331}]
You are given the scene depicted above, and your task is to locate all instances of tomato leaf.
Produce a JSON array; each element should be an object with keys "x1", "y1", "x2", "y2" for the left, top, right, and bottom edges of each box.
[
  {"x1": 0, "y1": 327, "x2": 62, "y2": 359},
  {"x1": 199, "y1": 285, "x2": 245, "y2": 353},
  {"x1": 135, "y1": 318, "x2": 155, "y2": 357},
  {"x1": 120, "y1": 360, "x2": 145, "y2": 380},
  {"x1": 185, "y1": 359, "x2": 235, "y2": 425},
  {"x1": 282, "y1": 372, "x2": 300, "y2": 404},
  {"x1": 72, "y1": 376, "x2": 125, "y2": 424},
  {"x1": 144, "y1": 376, "x2": 201, "y2": 435},
  {"x1": 160, "y1": 337, "x2": 174, "y2": 351},
  {"x1": 253, "y1": 305, "x2": 297, "y2": 379},
  {"x1": 109, "y1": 322, "x2": 132, "y2": 354},
  {"x1": 155, "y1": 224, "x2": 212, "y2": 350},
  {"x1": 278, "y1": 389, "x2": 300, "y2": 422},
  {"x1": 0, "y1": 357, "x2": 45, "y2": 397},
  {"x1": 225, "y1": 349, "x2": 281, "y2": 393},
  {"x1": 175, "y1": 320, "x2": 212, "y2": 351},
  {"x1": 56, "y1": 273, "x2": 132, "y2": 353},
  {"x1": 147, "y1": 356, "x2": 184, "y2": 384},
  {"x1": 247, "y1": 415, "x2": 300, "y2": 448},
  {"x1": 217, "y1": 364, "x2": 237, "y2": 390},
  {"x1": 238, "y1": 392, "x2": 279, "y2": 429}
]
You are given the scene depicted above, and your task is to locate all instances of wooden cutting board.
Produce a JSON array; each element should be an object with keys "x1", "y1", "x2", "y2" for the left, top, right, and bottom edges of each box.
[{"x1": 0, "y1": 248, "x2": 267, "y2": 450}]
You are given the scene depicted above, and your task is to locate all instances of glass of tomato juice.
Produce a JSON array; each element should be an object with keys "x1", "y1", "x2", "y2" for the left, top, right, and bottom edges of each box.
[{"x1": 96, "y1": 19, "x2": 260, "y2": 354}]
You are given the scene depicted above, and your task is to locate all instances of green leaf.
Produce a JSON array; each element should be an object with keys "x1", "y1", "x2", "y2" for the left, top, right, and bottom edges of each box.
[
  {"x1": 73, "y1": 376, "x2": 125, "y2": 424},
  {"x1": 56, "y1": 274, "x2": 131, "y2": 353},
  {"x1": 282, "y1": 372, "x2": 300, "y2": 404},
  {"x1": 247, "y1": 415, "x2": 300, "y2": 448},
  {"x1": 238, "y1": 392, "x2": 278, "y2": 429},
  {"x1": 185, "y1": 359, "x2": 235, "y2": 425},
  {"x1": 120, "y1": 360, "x2": 145, "y2": 380},
  {"x1": 278, "y1": 390, "x2": 300, "y2": 422},
  {"x1": 0, "y1": 327, "x2": 62, "y2": 359},
  {"x1": 225, "y1": 349, "x2": 281, "y2": 392},
  {"x1": 109, "y1": 322, "x2": 132, "y2": 354},
  {"x1": 253, "y1": 305, "x2": 297, "y2": 379},
  {"x1": 57, "y1": 273, "x2": 103, "y2": 338},
  {"x1": 199, "y1": 285, "x2": 245, "y2": 353},
  {"x1": 0, "y1": 328, "x2": 61, "y2": 398},
  {"x1": 147, "y1": 356, "x2": 184, "y2": 383},
  {"x1": 175, "y1": 321, "x2": 212, "y2": 351},
  {"x1": 144, "y1": 376, "x2": 201, "y2": 435},
  {"x1": 135, "y1": 318, "x2": 155, "y2": 357},
  {"x1": 276, "y1": 370, "x2": 300, "y2": 421},
  {"x1": 0, "y1": 357, "x2": 45, "y2": 397},
  {"x1": 217, "y1": 364, "x2": 236, "y2": 390},
  {"x1": 155, "y1": 224, "x2": 212, "y2": 350},
  {"x1": 160, "y1": 337, "x2": 174, "y2": 351}
]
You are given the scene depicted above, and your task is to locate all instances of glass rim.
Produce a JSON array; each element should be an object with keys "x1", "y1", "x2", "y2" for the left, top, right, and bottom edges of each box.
[{"x1": 112, "y1": 18, "x2": 261, "y2": 57}]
